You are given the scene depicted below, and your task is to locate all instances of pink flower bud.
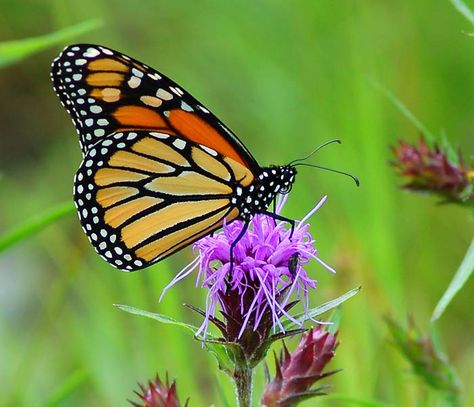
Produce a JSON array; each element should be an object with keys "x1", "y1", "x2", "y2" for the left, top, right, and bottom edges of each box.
[
  {"x1": 129, "y1": 374, "x2": 188, "y2": 407},
  {"x1": 261, "y1": 327, "x2": 339, "y2": 407},
  {"x1": 391, "y1": 137, "x2": 473, "y2": 203}
]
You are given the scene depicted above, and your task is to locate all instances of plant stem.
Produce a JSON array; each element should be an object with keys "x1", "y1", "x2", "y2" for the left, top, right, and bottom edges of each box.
[{"x1": 234, "y1": 366, "x2": 253, "y2": 407}]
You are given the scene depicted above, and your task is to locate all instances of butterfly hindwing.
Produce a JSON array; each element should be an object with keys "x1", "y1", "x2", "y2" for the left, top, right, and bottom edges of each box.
[
  {"x1": 74, "y1": 130, "x2": 250, "y2": 270},
  {"x1": 51, "y1": 44, "x2": 260, "y2": 173}
]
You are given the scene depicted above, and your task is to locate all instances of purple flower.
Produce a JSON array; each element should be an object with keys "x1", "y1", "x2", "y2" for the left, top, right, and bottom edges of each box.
[{"x1": 161, "y1": 195, "x2": 334, "y2": 344}]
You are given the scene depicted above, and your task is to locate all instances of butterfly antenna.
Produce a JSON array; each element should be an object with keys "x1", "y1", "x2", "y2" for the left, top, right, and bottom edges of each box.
[
  {"x1": 288, "y1": 139, "x2": 341, "y2": 166},
  {"x1": 294, "y1": 163, "x2": 360, "y2": 187}
]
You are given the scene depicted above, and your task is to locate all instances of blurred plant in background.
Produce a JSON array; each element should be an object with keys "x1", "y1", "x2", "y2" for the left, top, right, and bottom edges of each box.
[
  {"x1": 391, "y1": 137, "x2": 473, "y2": 205},
  {"x1": 390, "y1": 134, "x2": 474, "y2": 328},
  {"x1": 385, "y1": 316, "x2": 460, "y2": 406}
]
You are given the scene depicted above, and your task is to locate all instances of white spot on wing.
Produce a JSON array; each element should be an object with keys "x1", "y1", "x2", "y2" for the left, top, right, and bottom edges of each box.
[
  {"x1": 156, "y1": 88, "x2": 173, "y2": 100},
  {"x1": 173, "y1": 139, "x2": 186, "y2": 150},
  {"x1": 100, "y1": 47, "x2": 114, "y2": 55},
  {"x1": 150, "y1": 132, "x2": 169, "y2": 139},
  {"x1": 84, "y1": 47, "x2": 100, "y2": 58},
  {"x1": 132, "y1": 68, "x2": 143, "y2": 78},
  {"x1": 128, "y1": 76, "x2": 141, "y2": 88},
  {"x1": 90, "y1": 105, "x2": 102, "y2": 113},
  {"x1": 181, "y1": 101, "x2": 193, "y2": 112},
  {"x1": 201, "y1": 145, "x2": 218, "y2": 156}
]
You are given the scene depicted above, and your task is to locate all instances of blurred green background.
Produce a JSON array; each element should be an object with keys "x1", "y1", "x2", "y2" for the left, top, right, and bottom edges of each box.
[{"x1": 1, "y1": 1, "x2": 473, "y2": 406}]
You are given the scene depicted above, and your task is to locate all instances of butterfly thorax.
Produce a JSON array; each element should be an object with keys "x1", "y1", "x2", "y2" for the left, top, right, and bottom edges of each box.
[{"x1": 232, "y1": 165, "x2": 297, "y2": 221}]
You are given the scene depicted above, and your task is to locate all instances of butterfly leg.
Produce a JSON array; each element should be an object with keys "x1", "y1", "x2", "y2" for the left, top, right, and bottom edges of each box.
[
  {"x1": 262, "y1": 211, "x2": 295, "y2": 239},
  {"x1": 229, "y1": 221, "x2": 249, "y2": 272}
]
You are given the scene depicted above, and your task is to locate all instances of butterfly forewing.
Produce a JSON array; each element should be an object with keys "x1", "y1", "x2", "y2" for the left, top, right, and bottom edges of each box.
[
  {"x1": 74, "y1": 130, "x2": 248, "y2": 270},
  {"x1": 51, "y1": 44, "x2": 260, "y2": 173}
]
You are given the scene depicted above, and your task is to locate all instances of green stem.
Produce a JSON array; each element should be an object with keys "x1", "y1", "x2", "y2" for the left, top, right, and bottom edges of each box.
[{"x1": 234, "y1": 366, "x2": 253, "y2": 407}]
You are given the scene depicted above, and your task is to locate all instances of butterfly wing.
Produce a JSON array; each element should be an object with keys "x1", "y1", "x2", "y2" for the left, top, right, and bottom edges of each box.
[
  {"x1": 74, "y1": 130, "x2": 253, "y2": 271},
  {"x1": 51, "y1": 44, "x2": 260, "y2": 174}
]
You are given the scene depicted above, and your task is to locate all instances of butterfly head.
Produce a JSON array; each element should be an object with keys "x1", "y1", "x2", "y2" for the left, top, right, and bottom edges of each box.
[{"x1": 277, "y1": 165, "x2": 297, "y2": 194}]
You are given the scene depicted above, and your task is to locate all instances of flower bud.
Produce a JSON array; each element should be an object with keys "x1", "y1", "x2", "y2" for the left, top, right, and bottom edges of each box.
[
  {"x1": 391, "y1": 137, "x2": 473, "y2": 203},
  {"x1": 261, "y1": 327, "x2": 339, "y2": 407},
  {"x1": 129, "y1": 374, "x2": 188, "y2": 407}
]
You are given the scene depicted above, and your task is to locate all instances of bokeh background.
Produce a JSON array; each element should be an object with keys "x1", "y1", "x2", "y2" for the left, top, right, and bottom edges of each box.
[{"x1": 1, "y1": 1, "x2": 473, "y2": 406}]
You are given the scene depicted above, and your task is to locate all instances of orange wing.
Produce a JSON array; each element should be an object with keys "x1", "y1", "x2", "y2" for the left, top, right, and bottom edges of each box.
[
  {"x1": 74, "y1": 130, "x2": 253, "y2": 271},
  {"x1": 52, "y1": 44, "x2": 260, "y2": 174}
]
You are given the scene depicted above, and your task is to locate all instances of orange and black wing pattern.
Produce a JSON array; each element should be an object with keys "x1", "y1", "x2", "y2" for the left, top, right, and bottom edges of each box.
[
  {"x1": 51, "y1": 44, "x2": 260, "y2": 174},
  {"x1": 51, "y1": 44, "x2": 265, "y2": 271},
  {"x1": 73, "y1": 130, "x2": 254, "y2": 270}
]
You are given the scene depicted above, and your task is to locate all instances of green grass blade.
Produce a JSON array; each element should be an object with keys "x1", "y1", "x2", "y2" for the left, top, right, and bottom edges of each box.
[
  {"x1": 0, "y1": 20, "x2": 102, "y2": 68},
  {"x1": 40, "y1": 370, "x2": 87, "y2": 407},
  {"x1": 449, "y1": 0, "x2": 474, "y2": 25},
  {"x1": 0, "y1": 202, "x2": 74, "y2": 252},
  {"x1": 366, "y1": 76, "x2": 436, "y2": 142},
  {"x1": 431, "y1": 237, "x2": 474, "y2": 321}
]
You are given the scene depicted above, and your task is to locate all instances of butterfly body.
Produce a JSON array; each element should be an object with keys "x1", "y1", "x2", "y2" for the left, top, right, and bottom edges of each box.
[{"x1": 52, "y1": 44, "x2": 296, "y2": 271}]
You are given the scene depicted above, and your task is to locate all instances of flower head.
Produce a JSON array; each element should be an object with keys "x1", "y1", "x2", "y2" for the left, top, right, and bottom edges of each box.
[
  {"x1": 160, "y1": 195, "x2": 333, "y2": 363},
  {"x1": 261, "y1": 327, "x2": 340, "y2": 407},
  {"x1": 129, "y1": 374, "x2": 188, "y2": 407},
  {"x1": 193, "y1": 195, "x2": 332, "y2": 341},
  {"x1": 391, "y1": 137, "x2": 474, "y2": 203}
]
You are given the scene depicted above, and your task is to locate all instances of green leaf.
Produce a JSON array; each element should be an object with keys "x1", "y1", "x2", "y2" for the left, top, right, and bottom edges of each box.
[
  {"x1": 431, "y1": 237, "x2": 474, "y2": 321},
  {"x1": 327, "y1": 307, "x2": 342, "y2": 335},
  {"x1": 366, "y1": 76, "x2": 436, "y2": 143},
  {"x1": 282, "y1": 286, "x2": 360, "y2": 331},
  {"x1": 114, "y1": 304, "x2": 201, "y2": 336},
  {"x1": 449, "y1": 0, "x2": 474, "y2": 26},
  {"x1": 0, "y1": 202, "x2": 75, "y2": 252},
  {"x1": 202, "y1": 341, "x2": 237, "y2": 376},
  {"x1": 115, "y1": 304, "x2": 237, "y2": 375},
  {"x1": 0, "y1": 20, "x2": 102, "y2": 68},
  {"x1": 40, "y1": 370, "x2": 87, "y2": 407}
]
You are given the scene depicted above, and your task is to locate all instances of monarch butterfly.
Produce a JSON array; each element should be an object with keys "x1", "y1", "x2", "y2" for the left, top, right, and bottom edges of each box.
[{"x1": 51, "y1": 44, "x2": 302, "y2": 271}]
